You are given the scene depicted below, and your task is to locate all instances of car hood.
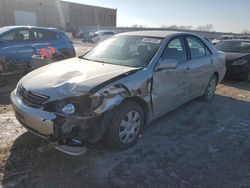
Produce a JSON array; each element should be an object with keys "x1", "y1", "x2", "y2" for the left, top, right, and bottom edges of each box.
[
  {"x1": 224, "y1": 52, "x2": 250, "y2": 61},
  {"x1": 20, "y1": 57, "x2": 138, "y2": 100}
]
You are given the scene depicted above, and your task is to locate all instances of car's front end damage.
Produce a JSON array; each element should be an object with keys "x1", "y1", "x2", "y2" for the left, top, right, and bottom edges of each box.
[
  {"x1": 10, "y1": 57, "x2": 150, "y2": 155},
  {"x1": 11, "y1": 87, "x2": 113, "y2": 155}
]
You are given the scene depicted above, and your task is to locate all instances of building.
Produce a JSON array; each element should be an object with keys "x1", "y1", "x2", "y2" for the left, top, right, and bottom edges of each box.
[{"x1": 0, "y1": 0, "x2": 117, "y2": 31}]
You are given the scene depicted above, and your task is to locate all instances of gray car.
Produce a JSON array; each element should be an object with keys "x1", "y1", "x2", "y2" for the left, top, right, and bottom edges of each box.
[{"x1": 11, "y1": 31, "x2": 226, "y2": 155}]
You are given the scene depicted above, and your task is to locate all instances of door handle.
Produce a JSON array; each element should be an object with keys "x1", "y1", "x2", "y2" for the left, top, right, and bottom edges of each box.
[{"x1": 184, "y1": 67, "x2": 191, "y2": 73}]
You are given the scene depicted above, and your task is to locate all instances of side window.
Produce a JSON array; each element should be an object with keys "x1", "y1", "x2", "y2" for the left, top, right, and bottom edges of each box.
[
  {"x1": 186, "y1": 36, "x2": 207, "y2": 59},
  {"x1": 33, "y1": 30, "x2": 58, "y2": 41},
  {"x1": 162, "y1": 37, "x2": 187, "y2": 63},
  {"x1": 1, "y1": 29, "x2": 30, "y2": 41},
  {"x1": 205, "y1": 45, "x2": 211, "y2": 55}
]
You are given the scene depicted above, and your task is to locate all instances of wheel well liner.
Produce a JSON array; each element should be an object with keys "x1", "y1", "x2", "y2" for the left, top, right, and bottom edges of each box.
[
  {"x1": 213, "y1": 72, "x2": 219, "y2": 84},
  {"x1": 124, "y1": 97, "x2": 149, "y2": 124}
]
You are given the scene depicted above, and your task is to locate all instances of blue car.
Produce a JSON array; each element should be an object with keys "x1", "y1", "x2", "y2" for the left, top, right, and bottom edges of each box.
[{"x1": 0, "y1": 26, "x2": 75, "y2": 76}]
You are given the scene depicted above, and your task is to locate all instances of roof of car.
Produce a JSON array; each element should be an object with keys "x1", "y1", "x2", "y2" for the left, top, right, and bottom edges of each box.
[
  {"x1": 117, "y1": 30, "x2": 185, "y2": 38},
  {"x1": 1, "y1": 25, "x2": 59, "y2": 31},
  {"x1": 221, "y1": 39, "x2": 250, "y2": 42},
  {"x1": 95, "y1": 30, "x2": 115, "y2": 34}
]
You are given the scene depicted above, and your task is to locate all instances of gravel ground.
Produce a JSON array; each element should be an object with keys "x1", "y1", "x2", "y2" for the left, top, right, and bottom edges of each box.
[{"x1": 0, "y1": 42, "x2": 250, "y2": 188}]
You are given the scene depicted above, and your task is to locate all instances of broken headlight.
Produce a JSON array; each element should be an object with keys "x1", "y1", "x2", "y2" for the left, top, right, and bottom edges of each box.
[
  {"x1": 62, "y1": 103, "x2": 75, "y2": 115},
  {"x1": 231, "y1": 59, "x2": 248, "y2": 66},
  {"x1": 44, "y1": 96, "x2": 92, "y2": 115}
]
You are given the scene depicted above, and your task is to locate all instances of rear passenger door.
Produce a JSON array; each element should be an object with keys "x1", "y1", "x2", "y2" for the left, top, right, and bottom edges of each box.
[
  {"x1": 185, "y1": 35, "x2": 214, "y2": 97},
  {"x1": 31, "y1": 29, "x2": 60, "y2": 53}
]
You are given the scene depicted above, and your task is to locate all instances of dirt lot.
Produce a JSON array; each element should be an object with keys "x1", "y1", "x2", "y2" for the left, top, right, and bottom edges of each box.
[{"x1": 0, "y1": 42, "x2": 250, "y2": 188}]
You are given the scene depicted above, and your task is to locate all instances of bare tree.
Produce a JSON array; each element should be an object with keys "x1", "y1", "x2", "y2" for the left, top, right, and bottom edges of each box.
[
  {"x1": 196, "y1": 24, "x2": 214, "y2": 32},
  {"x1": 241, "y1": 30, "x2": 250, "y2": 34},
  {"x1": 161, "y1": 25, "x2": 193, "y2": 31},
  {"x1": 130, "y1": 24, "x2": 146, "y2": 28}
]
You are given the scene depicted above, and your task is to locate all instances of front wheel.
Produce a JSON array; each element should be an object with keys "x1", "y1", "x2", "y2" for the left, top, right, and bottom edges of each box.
[
  {"x1": 202, "y1": 74, "x2": 217, "y2": 101},
  {"x1": 105, "y1": 100, "x2": 144, "y2": 150},
  {"x1": 0, "y1": 75, "x2": 6, "y2": 87}
]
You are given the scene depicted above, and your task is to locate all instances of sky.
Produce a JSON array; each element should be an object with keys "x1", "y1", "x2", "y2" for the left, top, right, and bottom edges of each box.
[{"x1": 64, "y1": 0, "x2": 250, "y2": 33}]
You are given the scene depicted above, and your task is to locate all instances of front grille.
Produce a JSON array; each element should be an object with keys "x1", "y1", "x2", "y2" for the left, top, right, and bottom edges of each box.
[{"x1": 19, "y1": 86, "x2": 49, "y2": 108}]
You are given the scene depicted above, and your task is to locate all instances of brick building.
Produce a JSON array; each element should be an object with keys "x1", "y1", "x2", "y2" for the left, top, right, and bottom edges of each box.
[{"x1": 0, "y1": 0, "x2": 117, "y2": 31}]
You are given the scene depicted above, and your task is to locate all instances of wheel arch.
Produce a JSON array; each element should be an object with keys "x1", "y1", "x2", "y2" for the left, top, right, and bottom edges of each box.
[
  {"x1": 213, "y1": 72, "x2": 219, "y2": 85},
  {"x1": 124, "y1": 96, "x2": 150, "y2": 125}
]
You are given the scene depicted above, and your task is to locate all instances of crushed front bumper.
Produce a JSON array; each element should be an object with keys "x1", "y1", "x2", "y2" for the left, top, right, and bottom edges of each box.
[
  {"x1": 10, "y1": 90, "x2": 89, "y2": 155},
  {"x1": 11, "y1": 90, "x2": 56, "y2": 137}
]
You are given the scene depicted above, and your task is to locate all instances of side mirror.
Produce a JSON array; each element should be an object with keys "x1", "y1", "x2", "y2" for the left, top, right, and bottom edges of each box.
[{"x1": 155, "y1": 59, "x2": 178, "y2": 71}]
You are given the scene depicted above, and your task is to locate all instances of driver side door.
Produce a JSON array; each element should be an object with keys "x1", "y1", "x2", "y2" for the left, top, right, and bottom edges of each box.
[
  {"x1": 152, "y1": 36, "x2": 191, "y2": 118},
  {"x1": 0, "y1": 28, "x2": 34, "y2": 72}
]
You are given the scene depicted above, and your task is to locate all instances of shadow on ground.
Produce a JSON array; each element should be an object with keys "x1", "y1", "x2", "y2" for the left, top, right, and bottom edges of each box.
[
  {"x1": 0, "y1": 75, "x2": 23, "y2": 105},
  {"x1": 222, "y1": 80, "x2": 250, "y2": 91},
  {"x1": 2, "y1": 90, "x2": 250, "y2": 187}
]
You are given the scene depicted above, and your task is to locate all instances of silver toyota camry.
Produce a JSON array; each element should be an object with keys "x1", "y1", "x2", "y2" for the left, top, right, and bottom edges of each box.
[{"x1": 11, "y1": 31, "x2": 226, "y2": 155}]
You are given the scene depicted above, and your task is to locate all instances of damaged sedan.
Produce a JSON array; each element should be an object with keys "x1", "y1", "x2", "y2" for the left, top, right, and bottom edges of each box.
[{"x1": 11, "y1": 31, "x2": 226, "y2": 155}]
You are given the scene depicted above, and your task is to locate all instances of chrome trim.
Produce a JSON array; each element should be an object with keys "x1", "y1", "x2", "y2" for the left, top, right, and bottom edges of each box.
[
  {"x1": 11, "y1": 90, "x2": 56, "y2": 136},
  {"x1": 54, "y1": 145, "x2": 87, "y2": 156}
]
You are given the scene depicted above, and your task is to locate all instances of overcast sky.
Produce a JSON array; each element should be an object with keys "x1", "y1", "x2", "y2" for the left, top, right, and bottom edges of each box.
[{"x1": 65, "y1": 0, "x2": 250, "y2": 33}]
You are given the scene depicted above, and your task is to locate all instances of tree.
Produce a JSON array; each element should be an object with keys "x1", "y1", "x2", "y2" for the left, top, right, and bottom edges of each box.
[
  {"x1": 196, "y1": 24, "x2": 214, "y2": 32},
  {"x1": 161, "y1": 25, "x2": 193, "y2": 31},
  {"x1": 130, "y1": 24, "x2": 146, "y2": 28},
  {"x1": 241, "y1": 30, "x2": 250, "y2": 34}
]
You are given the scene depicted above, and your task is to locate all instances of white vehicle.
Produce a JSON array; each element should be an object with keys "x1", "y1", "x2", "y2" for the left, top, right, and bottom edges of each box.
[{"x1": 92, "y1": 30, "x2": 115, "y2": 43}]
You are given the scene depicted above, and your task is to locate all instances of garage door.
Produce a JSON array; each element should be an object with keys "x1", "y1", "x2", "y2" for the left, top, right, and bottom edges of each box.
[{"x1": 14, "y1": 10, "x2": 37, "y2": 26}]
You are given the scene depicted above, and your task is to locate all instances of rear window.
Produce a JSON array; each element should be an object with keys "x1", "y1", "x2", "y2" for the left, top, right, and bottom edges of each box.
[
  {"x1": 33, "y1": 30, "x2": 58, "y2": 41},
  {"x1": 215, "y1": 41, "x2": 250, "y2": 53},
  {"x1": 102, "y1": 32, "x2": 115, "y2": 35}
]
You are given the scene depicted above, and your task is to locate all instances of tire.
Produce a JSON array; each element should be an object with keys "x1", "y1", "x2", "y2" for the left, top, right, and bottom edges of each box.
[
  {"x1": 105, "y1": 100, "x2": 144, "y2": 150},
  {"x1": 0, "y1": 75, "x2": 6, "y2": 87},
  {"x1": 202, "y1": 74, "x2": 218, "y2": 101}
]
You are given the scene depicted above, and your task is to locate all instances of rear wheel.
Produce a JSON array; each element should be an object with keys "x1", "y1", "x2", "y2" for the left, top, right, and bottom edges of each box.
[
  {"x1": 105, "y1": 100, "x2": 144, "y2": 149},
  {"x1": 202, "y1": 74, "x2": 217, "y2": 101}
]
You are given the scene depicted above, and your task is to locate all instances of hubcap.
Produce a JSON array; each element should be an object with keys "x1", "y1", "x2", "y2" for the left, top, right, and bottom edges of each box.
[
  {"x1": 207, "y1": 77, "x2": 216, "y2": 98},
  {"x1": 119, "y1": 111, "x2": 141, "y2": 144}
]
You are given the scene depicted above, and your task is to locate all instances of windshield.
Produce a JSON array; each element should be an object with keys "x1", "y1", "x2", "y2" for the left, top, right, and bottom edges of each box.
[
  {"x1": 82, "y1": 36, "x2": 163, "y2": 67},
  {"x1": 0, "y1": 27, "x2": 10, "y2": 36},
  {"x1": 215, "y1": 41, "x2": 250, "y2": 53}
]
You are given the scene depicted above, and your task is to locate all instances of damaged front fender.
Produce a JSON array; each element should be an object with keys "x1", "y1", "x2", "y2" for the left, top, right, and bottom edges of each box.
[{"x1": 92, "y1": 84, "x2": 131, "y2": 115}]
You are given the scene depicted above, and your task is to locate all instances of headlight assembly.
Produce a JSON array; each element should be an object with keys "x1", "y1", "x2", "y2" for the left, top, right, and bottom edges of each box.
[
  {"x1": 62, "y1": 103, "x2": 76, "y2": 115},
  {"x1": 231, "y1": 59, "x2": 248, "y2": 66}
]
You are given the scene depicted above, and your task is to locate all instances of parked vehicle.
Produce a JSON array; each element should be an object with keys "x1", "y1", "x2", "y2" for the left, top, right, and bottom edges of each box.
[
  {"x1": 76, "y1": 31, "x2": 84, "y2": 39},
  {"x1": 82, "y1": 32, "x2": 93, "y2": 43},
  {"x1": 215, "y1": 39, "x2": 250, "y2": 80},
  {"x1": 0, "y1": 26, "x2": 75, "y2": 78},
  {"x1": 92, "y1": 30, "x2": 115, "y2": 43},
  {"x1": 11, "y1": 31, "x2": 226, "y2": 155}
]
